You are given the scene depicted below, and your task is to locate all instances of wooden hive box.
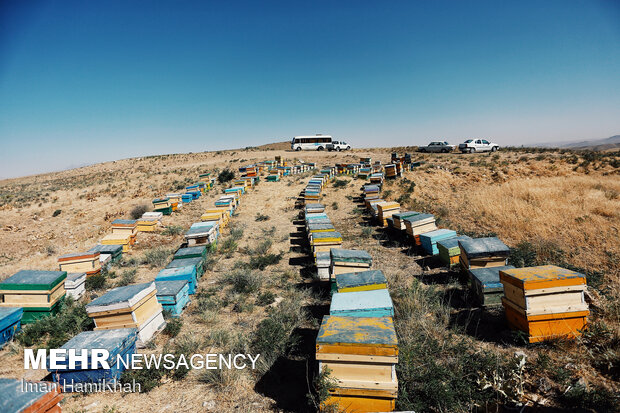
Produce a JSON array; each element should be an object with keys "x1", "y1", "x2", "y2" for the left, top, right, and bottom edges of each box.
[
  {"x1": 86, "y1": 282, "x2": 165, "y2": 345},
  {"x1": 266, "y1": 174, "x2": 280, "y2": 182},
  {"x1": 376, "y1": 202, "x2": 400, "y2": 227},
  {"x1": 181, "y1": 193, "x2": 193, "y2": 204},
  {"x1": 384, "y1": 164, "x2": 397, "y2": 179},
  {"x1": 100, "y1": 233, "x2": 133, "y2": 253},
  {"x1": 155, "y1": 280, "x2": 190, "y2": 317},
  {"x1": 420, "y1": 229, "x2": 458, "y2": 256},
  {"x1": 174, "y1": 245, "x2": 207, "y2": 261},
  {"x1": 142, "y1": 211, "x2": 163, "y2": 220},
  {"x1": 136, "y1": 216, "x2": 159, "y2": 232},
  {"x1": 330, "y1": 249, "x2": 373, "y2": 280},
  {"x1": 0, "y1": 307, "x2": 23, "y2": 348},
  {"x1": 65, "y1": 272, "x2": 86, "y2": 300},
  {"x1": 335, "y1": 270, "x2": 388, "y2": 293},
  {"x1": 330, "y1": 289, "x2": 394, "y2": 318},
  {"x1": 315, "y1": 251, "x2": 331, "y2": 281},
  {"x1": 316, "y1": 316, "x2": 398, "y2": 412},
  {"x1": 307, "y1": 223, "x2": 336, "y2": 241},
  {"x1": 88, "y1": 244, "x2": 123, "y2": 264},
  {"x1": 0, "y1": 378, "x2": 63, "y2": 413},
  {"x1": 305, "y1": 203, "x2": 325, "y2": 214},
  {"x1": 48, "y1": 328, "x2": 138, "y2": 388},
  {"x1": 185, "y1": 222, "x2": 218, "y2": 247},
  {"x1": 499, "y1": 266, "x2": 589, "y2": 343},
  {"x1": 437, "y1": 235, "x2": 472, "y2": 267},
  {"x1": 310, "y1": 231, "x2": 343, "y2": 255},
  {"x1": 391, "y1": 211, "x2": 420, "y2": 231},
  {"x1": 111, "y1": 219, "x2": 138, "y2": 238},
  {"x1": 166, "y1": 256, "x2": 205, "y2": 278},
  {"x1": 156, "y1": 265, "x2": 198, "y2": 295},
  {"x1": 58, "y1": 251, "x2": 101, "y2": 277},
  {"x1": 403, "y1": 213, "x2": 437, "y2": 241},
  {"x1": 0, "y1": 270, "x2": 66, "y2": 324},
  {"x1": 468, "y1": 265, "x2": 515, "y2": 307},
  {"x1": 459, "y1": 237, "x2": 510, "y2": 270},
  {"x1": 204, "y1": 208, "x2": 230, "y2": 224}
]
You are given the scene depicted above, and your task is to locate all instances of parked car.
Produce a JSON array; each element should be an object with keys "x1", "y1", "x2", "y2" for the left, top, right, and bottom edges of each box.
[
  {"x1": 458, "y1": 139, "x2": 499, "y2": 153},
  {"x1": 418, "y1": 141, "x2": 455, "y2": 153},
  {"x1": 327, "y1": 141, "x2": 351, "y2": 151}
]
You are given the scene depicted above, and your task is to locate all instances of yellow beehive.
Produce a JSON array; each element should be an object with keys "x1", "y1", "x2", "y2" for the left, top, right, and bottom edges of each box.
[
  {"x1": 376, "y1": 202, "x2": 400, "y2": 227},
  {"x1": 101, "y1": 233, "x2": 133, "y2": 252},
  {"x1": 58, "y1": 251, "x2": 101, "y2": 277}
]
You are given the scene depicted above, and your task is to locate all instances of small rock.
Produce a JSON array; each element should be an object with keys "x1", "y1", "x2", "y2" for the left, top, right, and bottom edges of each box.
[
  {"x1": 85, "y1": 401, "x2": 99, "y2": 411},
  {"x1": 203, "y1": 400, "x2": 216, "y2": 410}
]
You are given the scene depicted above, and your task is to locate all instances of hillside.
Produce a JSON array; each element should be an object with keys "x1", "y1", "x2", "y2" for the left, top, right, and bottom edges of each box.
[
  {"x1": 539, "y1": 134, "x2": 620, "y2": 151},
  {"x1": 0, "y1": 146, "x2": 618, "y2": 412}
]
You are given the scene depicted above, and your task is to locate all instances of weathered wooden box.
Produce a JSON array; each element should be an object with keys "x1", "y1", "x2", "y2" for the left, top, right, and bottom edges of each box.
[
  {"x1": 58, "y1": 251, "x2": 101, "y2": 277},
  {"x1": 335, "y1": 270, "x2": 388, "y2": 293},
  {"x1": 330, "y1": 249, "x2": 373, "y2": 281},
  {"x1": 65, "y1": 272, "x2": 86, "y2": 300},
  {"x1": 156, "y1": 265, "x2": 198, "y2": 295},
  {"x1": 0, "y1": 378, "x2": 63, "y2": 413},
  {"x1": 155, "y1": 280, "x2": 190, "y2": 317},
  {"x1": 0, "y1": 307, "x2": 23, "y2": 348},
  {"x1": 330, "y1": 289, "x2": 394, "y2": 318},
  {"x1": 468, "y1": 265, "x2": 515, "y2": 307},
  {"x1": 459, "y1": 237, "x2": 510, "y2": 270},
  {"x1": 437, "y1": 235, "x2": 472, "y2": 267},
  {"x1": 420, "y1": 229, "x2": 458, "y2": 256}
]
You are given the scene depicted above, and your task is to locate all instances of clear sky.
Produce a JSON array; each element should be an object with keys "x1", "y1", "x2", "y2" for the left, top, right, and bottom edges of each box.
[{"x1": 1, "y1": 0, "x2": 619, "y2": 179}]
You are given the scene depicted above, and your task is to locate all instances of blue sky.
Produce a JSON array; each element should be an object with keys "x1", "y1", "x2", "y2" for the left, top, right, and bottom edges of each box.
[{"x1": 1, "y1": 0, "x2": 619, "y2": 178}]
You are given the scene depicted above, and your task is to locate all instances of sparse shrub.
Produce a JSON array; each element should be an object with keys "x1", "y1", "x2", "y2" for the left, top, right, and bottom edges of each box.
[
  {"x1": 249, "y1": 253, "x2": 283, "y2": 270},
  {"x1": 331, "y1": 202, "x2": 339, "y2": 210},
  {"x1": 308, "y1": 367, "x2": 338, "y2": 410},
  {"x1": 248, "y1": 239, "x2": 272, "y2": 256},
  {"x1": 208, "y1": 329, "x2": 231, "y2": 347},
  {"x1": 226, "y1": 270, "x2": 262, "y2": 294},
  {"x1": 116, "y1": 269, "x2": 137, "y2": 287},
  {"x1": 256, "y1": 291, "x2": 276, "y2": 306},
  {"x1": 17, "y1": 298, "x2": 94, "y2": 348},
  {"x1": 163, "y1": 318, "x2": 182, "y2": 337},
  {"x1": 130, "y1": 204, "x2": 149, "y2": 219},
  {"x1": 143, "y1": 247, "x2": 171, "y2": 267},
  {"x1": 219, "y1": 238, "x2": 238, "y2": 255},
  {"x1": 198, "y1": 367, "x2": 241, "y2": 391},
  {"x1": 122, "y1": 366, "x2": 163, "y2": 392},
  {"x1": 218, "y1": 169, "x2": 235, "y2": 183},
  {"x1": 162, "y1": 225, "x2": 184, "y2": 236},
  {"x1": 45, "y1": 245, "x2": 56, "y2": 256},
  {"x1": 255, "y1": 213, "x2": 270, "y2": 222},
  {"x1": 86, "y1": 272, "x2": 107, "y2": 290},
  {"x1": 361, "y1": 227, "x2": 373, "y2": 238},
  {"x1": 229, "y1": 225, "x2": 245, "y2": 240},
  {"x1": 52, "y1": 209, "x2": 62, "y2": 217},
  {"x1": 560, "y1": 384, "x2": 618, "y2": 412},
  {"x1": 333, "y1": 179, "x2": 348, "y2": 188}
]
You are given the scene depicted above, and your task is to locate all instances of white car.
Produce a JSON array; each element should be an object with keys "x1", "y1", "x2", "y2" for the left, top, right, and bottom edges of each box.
[
  {"x1": 327, "y1": 141, "x2": 351, "y2": 151},
  {"x1": 418, "y1": 141, "x2": 455, "y2": 153},
  {"x1": 458, "y1": 139, "x2": 499, "y2": 153}
]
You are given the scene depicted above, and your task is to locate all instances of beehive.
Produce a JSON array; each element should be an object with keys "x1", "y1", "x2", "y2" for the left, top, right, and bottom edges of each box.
[
  {"x1": 0, "y1": 270, "x2": 66, "y2": 324},
  {"x1": 111, "y1": 219, "x2": 138, "y2": 240},
  {"x1": 316, "y1": 316, "x2": 398, "y2": 412},
  {"x1": 468, "y1": 265, "x2": 515, "y2": 307},
  {"x1": 89, "y1": 244, "x2": 123, "y2": 265},
  {"x1": 330, "y1": 249, "x2": 372, "y2": 281},
  {"x1": 376, "y1": 202, "x2": 400, "y2": 227},
  {"x1": 330, "y1": 289, "x2": 394, "y2": 318},
  {"x1": 305, "y1": 203, "x2": 325, "y2": 214},
  {"x1": 57, "y1": 251, "x2": 101, "y2": 277},
  {"x1": 86, "y1": 282, "x2": 165, "y2": 345},
  {"x1": 156, "y1": 265, "x2": 198, "y2": 295},
  {"x1": 403, "y1": 213, "x2": 437, "y2": 244},
  {"x1": 166, "y1": 256, "x2": 205, "y2": 278},
  {"x1": 459, "y1": 237, "x2": 510, "y2": 270},
  {"x1": 0, "y1": 378, "x2": 63, "y2": 413},
  {"x1": 310, "y1": 231, "x2": 343, "y2": 255},
  {"x1": 335, "y1": 270, "x2": 388, "y2": 293},
  {"x1": 155, "y1": 280, "x2": 191, "y2": 317},
  {"x1": 152, "y1": 197, "x2": 172, "y2": 215},
  {"x1": 437, "y1": 235, "x2": 472, "y2": 267},
  {"x1": 499, "y1": 266, "x2": 589, "y2": 343},
  {"x1": 391, "y1": 211, "x2": 420, "y2": 231},
  {"x1": 65, "y1": 272, "x2": 86, "y2": 300},
  {"x1": 419, "y1": 229, "x2": 457, "y2": 256},
  {"x1": 49, "y1": 328, "x2": 138, "y2": 388},
  {"x1": 100, "y1": 233, "x2": 133, "y2": 253},
  {"x1": 181, "y1": 193, "x2": 193, "y2": 204},
  {"x1": 0, "y1": 307, "x2": 23, "y2": 348},
  {"x1": 185, "y1": 222, "x2": 218, "y2": 247},
  {"x1": 136, "y1": 216, "x2": 159, "y2": 232},
  {"x1": 174, "y1": 245, "x2": 207, "y2": 261},
  {"x1": 315, "y1": 251, "x2": 331, "y2": 281}
]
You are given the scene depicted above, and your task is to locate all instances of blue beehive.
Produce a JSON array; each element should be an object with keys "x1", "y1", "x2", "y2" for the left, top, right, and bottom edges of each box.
[
  {"x1": 0, "y1": 378, "x2": 63, "y2": 412},
  {"x1": 0, "y1": 307, "x2": 23, "y2": 347},
  {"x1": 155, "y1": 280, "x2": 190, "y2": 317},
  {"x1": 181, "y1": 194, "x2": 193, "y2": 203},
  {"x1": 469, "y1": 265, "x2": 515, "y2": 307},
  {"x1": 330, "y1": 289, "x2": 394, "y2": 317},
  {"x1": 420, "y1": 229, "x2": 458, "y2": 255},
  {"x1": 156, "y1": 266, "x2": 198, "y2": 294},
  {"x1": 166, "y1": 256, "x2": 205, "y2": 278},
  {"x1": 48, "y1": 328, "x2": 138, "y2": 388}
]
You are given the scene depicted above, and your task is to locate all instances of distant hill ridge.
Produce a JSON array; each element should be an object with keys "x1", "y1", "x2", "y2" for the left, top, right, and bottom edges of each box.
[{"x1": 540, "y1": 135, "x2": 620, "y2": 151}]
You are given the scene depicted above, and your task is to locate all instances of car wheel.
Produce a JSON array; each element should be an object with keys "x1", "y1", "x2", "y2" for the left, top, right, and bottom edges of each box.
[
  {"x1": 491, "y1": 146, "x2": 497, "y2": 152},
  {"x1": 337, "y1": 147, "x2": 341, "y2": 152},
  {"x1": 346, "y1": 146, "x2": 350, "y2": 150},
  {"x1": 295, "y1": 147, "x2": 301, "y2": 151},
  {"x1": 317, "y1": 146, "x2": 324, "y2": 151},
  {"x1": 469, "y1": 148, "x2": 475, "y2": 153},
  {"x1": 441, "y1": 148, "x2": 448, "y2": 153}
]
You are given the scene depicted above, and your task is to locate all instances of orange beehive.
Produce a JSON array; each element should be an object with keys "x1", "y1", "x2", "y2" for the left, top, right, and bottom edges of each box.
[{"x1": 499, "y1": 265, "x2": 589, "y2": 343}]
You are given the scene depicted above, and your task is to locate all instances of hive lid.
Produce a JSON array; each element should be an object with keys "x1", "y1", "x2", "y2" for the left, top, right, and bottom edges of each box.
[
  {"x1": 336, "y1": 270, "x2": 387, "y2": 289},
  {"x1": 437, "y1": 235, "x2": 472, "y2": 250},
  {"x1": 315, "y1": 251, "x2": 331, "y2": 265},
  {"x1": 86, "y1": 282, "x2": 154, "y2": 311},
  {"x1": 312, "y1": 231, "x2": 342, "y2": 241},
  {"x1": 317, "y1": 316, "x2": 397, "y2": 346},
  {"x1": 166, "y1": 257, "x2": 203, "y2": 269},
  {"x1": 89, "y1": 244, "x2": 123, "y2": 255},
  {"x1": 331, "y1": 289, "x2": 393, "y2": 313},
  {"x1": 403, "y1": 213, "x2": 435, "y2": 225},
  {"x1": 155, "y1": 280, "x2": 189, "y2": 296},
  {"x1": 0, "y1": 307, "x2": 23, "y2": 321},
  {"x1": 0, "y1": 270, "x2": 66, "y2": 291},
  {"x1": 307, "y1": 223, "x2": 335, "y2": 231},
  {"x1": 330, "y1": 249, "x2": 372, "y2": 264},
  {"x1": 111, "y1": 219, "x2": 137, "y2": 226},
  {"x1": 392, "y1": 211, "x2": 420, "y2": 220},
  {"x1": 52, "y1": 328, "x2": 138, "y2": 369},
  {"x1": 469, "y1": 266, "x2": 515, "y2": 288},
  {"x1": 58, "y1": 251, "x2": 99, "y2": 261},
  {"x1": 174, "y1": 246, "x2": 207, "y2": 258},
  {"x1": 157, "y1": 266, "x2": 196, "y2": 278},
  {"x1": 499, "y1": 265, "x2": 587, "y2": 289},
  {"x1": 66, "y1": 272, "x2": 87, "y2": 283},
  {"x1": 0, "y1": 378, "x2": 60, "y2": 412},
  {"x1": 420, "y1": 229, "x2": 457, "y2": 241},
  {"x1": 459, "y1": 237, "x2": 510, "y2": 258}
]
